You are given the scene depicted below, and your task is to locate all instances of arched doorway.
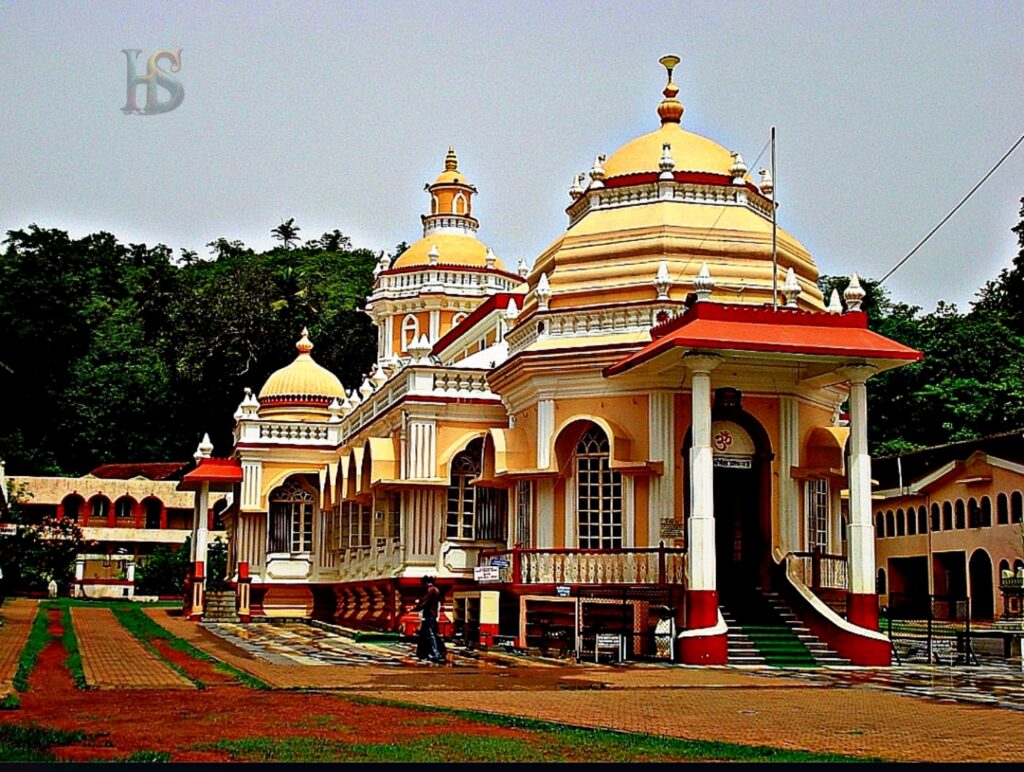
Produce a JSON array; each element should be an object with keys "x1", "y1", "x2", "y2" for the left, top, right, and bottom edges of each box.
[
  {"x1": 683, "y1": 389, "x2": 773, "y2": 598},
  {"x1": 969, "y1": 549, "x2": 994, "y2": 621}
]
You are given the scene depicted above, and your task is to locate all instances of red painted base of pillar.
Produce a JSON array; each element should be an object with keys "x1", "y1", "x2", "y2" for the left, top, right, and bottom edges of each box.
[
  {"x1": 239, "y1": 615, "x2": 251, "y2": 623},
  {"x1": 847, "y1": 592, "x2": 880, "y2": 630},
  {"x1": 478, "y1": 622, "x2": 499, "y2": 647},
  {"x1": 678, "y1": 589, "x2": 728, "y2": 665}
]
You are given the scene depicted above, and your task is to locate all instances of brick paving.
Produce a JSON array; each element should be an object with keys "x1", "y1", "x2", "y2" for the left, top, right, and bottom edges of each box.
[
  {"x1": 142, "y1": 607, "x2": 1024, "y2": 762},
  {"x1": 71, "y1": 607, "x2": 193, "y2": 690},
  {"x1": 0, "y1": 599, "x2": 38, "y2": 688}
]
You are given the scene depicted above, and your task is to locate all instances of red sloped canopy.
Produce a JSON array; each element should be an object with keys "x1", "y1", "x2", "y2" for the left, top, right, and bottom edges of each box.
[
  {"x1": 604, "y1": 302, "x2": 922, "y2": 377},
  {"x1": 176, "y1": 458, "x2": 243, "y2": 491}
]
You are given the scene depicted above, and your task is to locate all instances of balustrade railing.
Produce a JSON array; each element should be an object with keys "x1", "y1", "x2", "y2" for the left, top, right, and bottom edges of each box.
[
  {"x1": 477, "y1": 545, "x2": 686, "y2": 586},
  {"x1": 336, "y1": 538, "x2": 403, "y2": 580},
  {"x1": 787, "y1": 551, "x2": 848, "y2": 592}
]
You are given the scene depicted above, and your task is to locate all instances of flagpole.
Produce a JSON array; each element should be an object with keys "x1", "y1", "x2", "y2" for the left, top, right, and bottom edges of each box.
[{"x1": 771, "y1": 125, "x2": 778, "y2": 309}]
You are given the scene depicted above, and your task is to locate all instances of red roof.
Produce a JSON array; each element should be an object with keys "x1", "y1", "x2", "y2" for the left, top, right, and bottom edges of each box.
[
  {"x1": 89, "y1": 462, "x2": 191, "y2": 481},
  {"x1": 604, "y1": 302, "x2": 922, "y2": 377},
  {"x1": 176, "y1": 458, "x2": 243, "y2": 491}
]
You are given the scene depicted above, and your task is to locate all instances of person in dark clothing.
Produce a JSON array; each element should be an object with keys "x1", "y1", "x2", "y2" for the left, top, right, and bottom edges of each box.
[{"x1": 414, "y1": 575, "x2": 447, "y2": 663}]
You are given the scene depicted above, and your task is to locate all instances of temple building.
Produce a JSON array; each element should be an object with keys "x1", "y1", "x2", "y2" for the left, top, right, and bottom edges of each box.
[{"x1": 185, "y1": 56, "x2": 923, "y2": 665}]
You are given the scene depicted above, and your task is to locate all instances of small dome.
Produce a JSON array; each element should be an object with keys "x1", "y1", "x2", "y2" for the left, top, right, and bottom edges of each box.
[
  {"x1": 259, "y1": 329, "x2": 345, "y2": 402},
  {"x1": 392, "y1": 234, "x2": 505, "y2": 271},
  {"x1": 603, "y1": 122, "x2": 738, "y2": 178}
]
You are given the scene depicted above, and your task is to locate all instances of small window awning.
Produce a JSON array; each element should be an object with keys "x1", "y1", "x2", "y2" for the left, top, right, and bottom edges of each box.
[
  {"x1": 176, "y1": 458, "x2": 243, "y2": 492},
  {"x1": 604, "y1": 303, "x2": 922, "y2": 378}
]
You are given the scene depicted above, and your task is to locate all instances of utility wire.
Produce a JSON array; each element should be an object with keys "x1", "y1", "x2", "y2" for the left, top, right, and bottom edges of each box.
[{"x1": 878, "y1": 130, "x2": 1024, "y2": 285}]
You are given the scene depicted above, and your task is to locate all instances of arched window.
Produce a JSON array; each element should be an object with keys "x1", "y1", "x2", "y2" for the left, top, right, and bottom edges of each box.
[
  {"x1": 269, "y1": 478, "x2": 315, "y2": 553},
  {"x1": 212, "y1": 498, "x2": 229, "y2": 531},
  {"x1": 402, "y1": 314, "x2": 420, "y2": 350},
  {"x1": 90, "y1": 496, "x2": 110, "y2": 522},
  {"x1": 980, "y1": 497, "x2": 992, "y2": 528},
  {"x1": 967, "y1": 497, "x2": 981, "y2": 528},
  {"x1": 1012, "y1": 491, "x2": 1023, "y2": 524},
  {"x1": 955, "y1": 499, "x2": 966, "y2": 529},
  {"x1": 942, "y1": 501, "x2": 953, "y2": 530},
  {"x1": 452, "y1": 312, "x2": 467, "y2": 328},
  {"x1": 885, "y1": 510, "x2": 895, "y2": 537},
  {"x1": 1000, "y1": 559, "x2": 1011, "y2": 577},
  {"x1": 997, "y1": 493, "x2": 1009, "y2": 524},
  {"x1": 445, "y1": 437, "x2": 506, "y2": 541},
  {"x1": 876, "y1": 511, "x2": 885, "y2": 537},
  {"x1": 61, "y1": 495, "x2": 83, "y2": 522},
  {"x1": 930, "y1": 503, "x2": 940, "y2": 532},
  {"x1": 114, "y1": 496, "x2": 134, "y2": 523},
  {"x1": 1015, "y1": 559, "x2": 1024, "y2": 574},
  {"x1": 431, "y1": 195, "x2": 438, "y2": 214},
  {"x1": 143, "y1": 498, "x2": 163, "y2": 529},
  {"x1": 895, "y1": 509, "x2": 905, "y2": 536},
  {"x1": 876, "y1": 568, "x2": 887, "y2": 595},
  {"x1": 918, "y1": 506, "x2": 928, "y2": 534},
  {"x1": 907, "y1": 507, "x2": 916, "y2": 535},
  {"x1": 453, "y1": 192, "x2": 467, "y2": 214},
  {"x1": 575, "y1": 426, "x2": 623, "y2": 549}
]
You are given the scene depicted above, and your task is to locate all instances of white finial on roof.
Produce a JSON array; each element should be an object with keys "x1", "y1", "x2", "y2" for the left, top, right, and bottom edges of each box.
[
  {"x1": 588, "y1": 154, "x2": 606, "y2": 189},
  {"x1": 659, "y1": 143, "x2": 675, "y2": 180},
  {"x1": 782, "y1": 267, "x2": 801, "y2": 307},
  {"x1": 827, "y1": 288, "x2": 843, "y2": 314},
  {"x1": 517, "y1": 258, "x2": 529, "y2": 278},
  {"x1": 504, "y1": 297, "x2": 519, "y2": 321},
  {"x1": 428, "y1": 244, "x2": 439, "y2": 265},
  {"x1": 844, "y1": 273, "x2": 865, "y2": 312},
  {"x1": 569, "y1": 172, "x2": 583, "y2": 200},
  {"x1": 327, "y1": 398, "x2": 343, "y2": 422},
  {"x1": 693, "y1": 263, "x2": 714, "y2": 302},
  {"x1": 729, "y1": 152, "x2": 747, "y2": 185},
  {"x1": 485, "y1": 248, "x2": 496, "y2": 270},
  {"x1": 654, "y1": 261, "x2": 671, "y2": 300},
  {"x1": 758, "y1": 167, "x2": 773, "y2": 196},
  {"x1": 536, "y1": 272, "x2": 552, "y2": 311}
]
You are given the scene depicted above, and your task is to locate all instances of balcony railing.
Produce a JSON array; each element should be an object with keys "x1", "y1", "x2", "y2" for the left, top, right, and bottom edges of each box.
[
  {"x1": 787, "y1": 551, "x2": 848, "y2": 592},
  {"x1": 336, "y1": 537, "x2": 403, "y2": 581},
  {"x1": 478, "y1": 545, "x2": 687, "y2": 586}
]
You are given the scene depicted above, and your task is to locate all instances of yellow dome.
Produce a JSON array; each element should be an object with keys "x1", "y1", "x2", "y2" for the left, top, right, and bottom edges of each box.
[
  {"x1": 603, "y1": 122, "x2": 738, "y2": 178},
  {"x1": 259, "y1": 330, "x2": 345, "y2": 401},
  {"x1": 392, "y1": 233, "x2": 506, "y2": 271}
]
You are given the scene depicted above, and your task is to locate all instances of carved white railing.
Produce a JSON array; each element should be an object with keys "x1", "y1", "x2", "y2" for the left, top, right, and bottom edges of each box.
[
  {"x1": 370, "y1": 268, "x2": 521, "y2": 301},
  {"x1": 235, "y1": 419, "x2": 341, "y2": 447},
  {"x1": 506, "y1": 301, "x2": 680, "y2": 356},
  {"x1": 258, "y1": 423, "x2": 330, "y2": 442},
  {"x1": 335, "y1": 538, "x2": 403, "y2": 581},
  {"x1": 567, "y1": 180, "x2": 773, "y2": 228},
  {"x1": 478, "y1": 546, "x2": 687, "y2": 586}
]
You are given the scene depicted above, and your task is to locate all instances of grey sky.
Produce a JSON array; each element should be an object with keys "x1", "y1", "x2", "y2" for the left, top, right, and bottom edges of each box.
[{"x1": 1, "y1": 0, "x2": 1022, "y2": 311}]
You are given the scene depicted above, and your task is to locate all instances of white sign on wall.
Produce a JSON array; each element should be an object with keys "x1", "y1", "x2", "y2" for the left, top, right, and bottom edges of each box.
[{"x1": 474, "y1": 565, "x2": 500, "y2": 583}]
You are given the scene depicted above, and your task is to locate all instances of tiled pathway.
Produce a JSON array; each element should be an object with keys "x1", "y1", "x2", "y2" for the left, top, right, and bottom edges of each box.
[
  {"x1": 71, "y1": 607, "x2": 193, "y2": 690},
  {"x1": 0, "y1": 599, "x2": 38, "y2": 687},
  {"x1": 204, "y1": 621, "x2": 413, "y2": 666}
]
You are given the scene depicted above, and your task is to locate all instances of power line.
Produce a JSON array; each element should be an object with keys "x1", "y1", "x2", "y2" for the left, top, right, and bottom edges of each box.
[{"x1": 878, "y1": 130, "x2": 1024, "y2": 285}]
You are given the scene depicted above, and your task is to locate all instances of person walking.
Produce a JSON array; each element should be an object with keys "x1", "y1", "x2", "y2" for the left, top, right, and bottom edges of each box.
[{"x1": 414, "y1": 575, "x2": 447, "y2": 664}]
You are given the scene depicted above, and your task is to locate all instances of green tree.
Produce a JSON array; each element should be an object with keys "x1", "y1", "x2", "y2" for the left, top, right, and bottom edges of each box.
[
  {"x1": 134, "y1": 537, "x2": 191, "y2": 596},
  {"x1": 271, "y1": 218, "x2": 301, "y2": 250}
]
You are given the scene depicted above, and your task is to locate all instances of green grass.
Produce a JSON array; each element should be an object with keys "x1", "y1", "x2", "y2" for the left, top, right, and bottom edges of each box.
[
  {"x1": 115, "y1": 750, "x2": 172, "y2": 763},
  {"x1": 12, "y1": 605, "x2": 51, "y2": 692},
  {"x1": 210, "y1": 695, "x2": 878, "y2": 763},
  {"x1": 58, "y1": 603, "x2": 88, "y2": 690},
  {"x1": 0, "y1": 693, "x2": 21, "y2": 710},
  {"x1": 108, "y1": 604, "x2": 269, "y2": 690},
  {"x1": 0, "y1": 723, "x2": 90, "y2": 762}
]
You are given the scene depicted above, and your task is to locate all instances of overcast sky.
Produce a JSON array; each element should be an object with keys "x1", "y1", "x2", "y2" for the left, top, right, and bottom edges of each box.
[{"x1": 2, "y1": 0, "x2": 1023, "y2": 311}]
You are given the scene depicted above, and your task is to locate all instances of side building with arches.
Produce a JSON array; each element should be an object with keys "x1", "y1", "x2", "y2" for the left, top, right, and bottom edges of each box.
[
  {"x1": 872, "y1": 430, "x2": 1024, "y2": 622},
  {"x1": 196, "y1": 57, "x2": 922, "y2": 666}
]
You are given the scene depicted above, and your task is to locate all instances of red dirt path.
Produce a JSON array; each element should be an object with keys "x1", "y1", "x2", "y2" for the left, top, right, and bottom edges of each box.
[{"x1": 4, "y1": 611, "x2": 532, "y2": 762}]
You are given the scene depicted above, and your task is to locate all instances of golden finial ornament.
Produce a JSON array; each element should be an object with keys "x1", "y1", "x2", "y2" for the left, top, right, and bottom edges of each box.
[
  {"x1": 657, "y1": 54, "x2": 684, "y2": 125},
  {"x1": 296, "y1": 327, "x2": 314, "y2": 355},
  {"x1": 444, "y1": 146, "x2": 459, "y2": 172}
]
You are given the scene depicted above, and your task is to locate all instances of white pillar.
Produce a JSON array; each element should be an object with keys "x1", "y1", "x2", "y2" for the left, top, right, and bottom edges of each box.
[
  {"x1": 778, "y1": 396, "x2": 801, "y2": 554},
  {"x1": 839, "y1": 364, "x2": 877, "y2": 594},
  {"x1": 126, "y1": 562, "x2": 136, "y2": 598},
  {"x1": 648, "y1": 391, "x2": 676, "y2": 545},
  {"x1": 536, "y1": 399, "x2": 554, "y2": 469},
  {"x1": 193, "y1": 482, "x2": 211, "y2": 567},
  {"x1": 684, "y1": 353, "x2": 721, "y2": 591}
]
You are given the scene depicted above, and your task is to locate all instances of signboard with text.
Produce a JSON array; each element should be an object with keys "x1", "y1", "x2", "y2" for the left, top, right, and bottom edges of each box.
[{"x1": 474, "y1": 565, "x2": 500, "y2": 583}]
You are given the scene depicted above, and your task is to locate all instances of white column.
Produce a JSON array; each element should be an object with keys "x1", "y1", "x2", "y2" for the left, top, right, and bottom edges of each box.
[
  {"x1": 684, "y1": 353, "x2": 720, "y2": 591},
  {"x1": 778, "y1": 396, "x2": 801, "y2": 554},
  {"x1": 408, "y1": 420, "x2": 437, "y2": 479},
  {"x1": 839, "y1": 364, "x2": 877, "y2": 594},
  {"x1": 536, "y1": 399, "x2": 554, "y2": 469},
  {"x1": 193, "y1": 482, "x2": 211, "y2": 566},
  {"x1": 384, "y1": 316, "x2": 394, "y2": 358},
  {"x1": 536, "y1": 478, "x2": 554, "y2": 548},
  {"x1": 429, "y1": 310, "x2": 440, "y2": 342},
  {"x1": 648, "y1": 392, "x2": 675, "y2": 545}
]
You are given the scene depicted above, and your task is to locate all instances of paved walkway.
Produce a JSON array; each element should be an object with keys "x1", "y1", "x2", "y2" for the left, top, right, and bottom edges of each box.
[
  {"x1": 0, "y1": 599, "x2": 38, "y2": 688},
  {"x1": 143, "y1": 608, "x2": 1024, "y2": 762},
  {"x1": 71, "y1": 607, "x2": 192, "y2": 690}
]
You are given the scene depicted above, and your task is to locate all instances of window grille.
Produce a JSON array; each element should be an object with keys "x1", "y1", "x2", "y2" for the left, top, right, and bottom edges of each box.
[
  {"x1": 575, "y1": 426, "x2": 623, "y2": 549},
  {"x1": 806, "y1": 478, "x2": 828, "y2": 552},
  {"x1": 445, "y1": 438, "x2": 506, "y2": 540},
  {"x1": 515, "y1": 480, "x2": 533, "y2": 547},
  {"x1": 268, "y1": 478, "x2": 314, "y2": 553}
]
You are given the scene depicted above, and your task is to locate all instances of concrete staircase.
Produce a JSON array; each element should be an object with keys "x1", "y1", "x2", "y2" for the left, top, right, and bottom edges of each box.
[
  {"x1": 722, "y1": 586, "x2": 849, "y2": 667},
  {"x1": 202, "y1": 589, "x2": 240, "y2": 623}
]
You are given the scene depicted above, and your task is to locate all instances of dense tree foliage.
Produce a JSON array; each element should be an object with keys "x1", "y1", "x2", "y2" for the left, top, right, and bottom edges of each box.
[
  {"x1": 0, "y1": 223, "x2": 379, "y2": 474},
  {"x1": 132, "y1": 538, "x2": 192, "y2": 597},
  {"x1": 821, "y1": 195, "x2": 1024, "y2": 455}
]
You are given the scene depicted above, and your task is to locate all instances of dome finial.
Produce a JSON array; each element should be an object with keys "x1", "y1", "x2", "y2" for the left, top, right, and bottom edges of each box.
[
  {"x1": 657, "y1": 54, "x2": 683, "y2": 125},
  {"x1": 296, "y1": 328, "x2": 313, "y2": 355},
  {"x1": 444, "y1": 146, "x2": 458, "y2": 172}
]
